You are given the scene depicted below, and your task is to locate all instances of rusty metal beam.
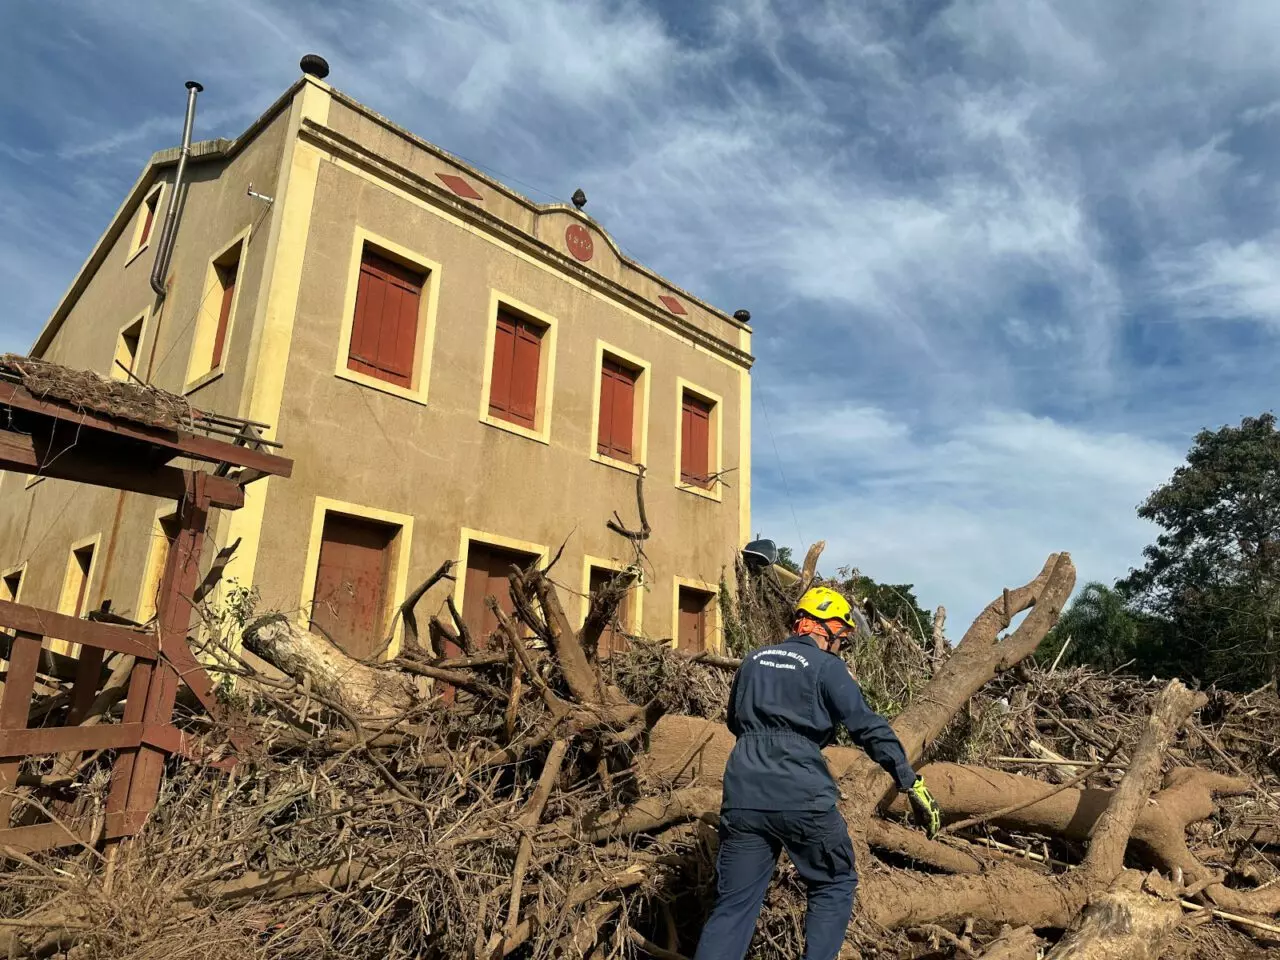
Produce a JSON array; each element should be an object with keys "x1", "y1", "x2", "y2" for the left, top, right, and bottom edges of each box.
[
  {"x1": 0, "y1": 600, "x2": 156, "y2": 657},
  {"x1": 0, "y1": 430, "x2": 245, "y2": 509},
  {"x1": 0, "y1": 380, "x2": 293, "y2": 477}
]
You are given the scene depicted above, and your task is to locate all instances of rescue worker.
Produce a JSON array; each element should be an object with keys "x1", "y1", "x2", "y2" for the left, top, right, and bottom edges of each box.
[{"x1": 693, "y1": 586, "x2": 942, "y2": 960}]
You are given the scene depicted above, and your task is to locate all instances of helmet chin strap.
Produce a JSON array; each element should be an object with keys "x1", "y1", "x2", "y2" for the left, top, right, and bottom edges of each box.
[{"x1": 796, "y1": 615, "x2": 847, "y2": 651}]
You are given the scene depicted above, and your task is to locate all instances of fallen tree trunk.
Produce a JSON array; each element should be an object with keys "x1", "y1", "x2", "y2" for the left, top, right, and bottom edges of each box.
[
  {"x1": 1043, "y1": 882, "x2": 1183, "y2": 960},
  {"x1": 242, "y1": 614, "x2": 418, "y2": 720}
]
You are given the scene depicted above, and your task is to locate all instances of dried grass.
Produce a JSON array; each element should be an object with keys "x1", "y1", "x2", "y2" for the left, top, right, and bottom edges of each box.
[
  {"x1": 0, "y1": 354, "x2": 198, "y2": 431},
  {"x1": 2, "y1": 579, "x2": 1276, "y2": 960}
]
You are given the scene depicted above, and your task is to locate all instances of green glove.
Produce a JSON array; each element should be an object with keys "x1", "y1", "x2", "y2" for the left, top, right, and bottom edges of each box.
[{"x1": 906, "y1": 776, "x2": 941, "y2": 839}]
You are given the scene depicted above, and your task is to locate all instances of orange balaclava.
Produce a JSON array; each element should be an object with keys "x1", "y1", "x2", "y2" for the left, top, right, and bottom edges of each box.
[{"x1": 794, "y1": 615, "x2": 848, "y2": 646}]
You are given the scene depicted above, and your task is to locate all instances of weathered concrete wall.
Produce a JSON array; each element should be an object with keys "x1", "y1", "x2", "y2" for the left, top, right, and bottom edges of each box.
[
  {"x1": 0, "y1": 105, "x2": 291, "y2": 621},
  {"x1": 251, "y1": 155, "x2": 748, "y2": 645}
]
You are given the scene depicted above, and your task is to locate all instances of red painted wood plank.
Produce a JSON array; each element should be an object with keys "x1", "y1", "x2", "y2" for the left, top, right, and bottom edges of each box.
[
  {"x1": 0, "y1": 600, "x2": 156, "y2": 657},
  {"x1": 0, "y1": 430, "x2": 245, "y2": 509},
  {"x1": 0, "y1": 381, "x2": 293, "y2": 478},
  {"x1": 0, "y1": 631, "x2": 42, "y2": 824},
  {"x1": 0, "y1": 722, "x2": 146, "y2": 756},
  {"x1": 489, "y1": 312, "x2": 516, "y2": 417},
  {"x1": 0, "y1": 820, "x2": 94, "y2": 854}
]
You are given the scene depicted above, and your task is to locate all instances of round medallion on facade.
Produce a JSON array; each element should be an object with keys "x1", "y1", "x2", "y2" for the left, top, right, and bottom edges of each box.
[{"x1": 565, "y1": 223, "x2": 594, "y2": 262}]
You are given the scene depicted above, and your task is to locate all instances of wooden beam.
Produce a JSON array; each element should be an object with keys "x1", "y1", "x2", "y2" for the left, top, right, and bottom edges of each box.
[
  {"x1": 0, "y1": 820, "x2": 95, "y2": 855},
  {"x1": 0, "y1": 380, "x2": 293, "y2": 477},
  {"x1": 0, "y1": 600, "x2": 156, "y2": 657},
  {"x1": 0, "y1": 722, "x2": 146, "y2": 755},
  {"x1": 0, "y1": 430, "x2": 245, "y2": 509},
  {"x1": 0, "y1": 631, "x2": 41, "y2": 825}
]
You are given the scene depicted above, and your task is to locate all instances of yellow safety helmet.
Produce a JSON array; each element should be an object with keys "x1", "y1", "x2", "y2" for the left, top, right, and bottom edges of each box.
[{"x1": 794, "y1": 586, "x2": 857, "y2": 631}]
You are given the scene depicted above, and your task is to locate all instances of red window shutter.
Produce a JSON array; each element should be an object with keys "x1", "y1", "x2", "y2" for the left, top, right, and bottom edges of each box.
[
  {"x1": 598, "y1": 360, "x2": 636, "y2": 461},
  {"x1": 348, "y1": 250, "x2": 422, "y2": 388},
  {"x1": 310, "y1": 514, "x2": 395, "y2": 659},
  {"x1": 510, "y1": 323, "x2": 541, "y2": 427},
  {"x1": 681, "y1": 394, "x2": 712, "y2": 486},
  {"x1": 490, "y1": 309, "x2": 542, "y2": 429},
  {"x1": 597, "y1": 364, "x2": 616, "y2": 455},
  {"x1": 488, "y1": 313, "x2": 516, "y2": 417},
  {"x1": 610, "y1": 366, "x2": 635, "y2": 460},
  {"x1": 211, "y1": 263, "x2": 236, "y2": 369}
]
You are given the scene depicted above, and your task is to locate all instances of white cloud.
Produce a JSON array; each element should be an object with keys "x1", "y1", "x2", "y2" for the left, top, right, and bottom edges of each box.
[
  {"x1": 752, "y1": 400, "x2": 1182, "y2": 629},
  {"x1": 1152, "y1": 232, "x2": 1280, "y2": 325},
  {"x1": 1, "y1": 0, "x2": 1276, "y2": 640}
]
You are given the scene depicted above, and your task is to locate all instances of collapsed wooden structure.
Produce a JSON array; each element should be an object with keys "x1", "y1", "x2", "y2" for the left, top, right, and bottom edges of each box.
[{"x1": 0, "y1": 360, "x2": 292, "y2": 852}]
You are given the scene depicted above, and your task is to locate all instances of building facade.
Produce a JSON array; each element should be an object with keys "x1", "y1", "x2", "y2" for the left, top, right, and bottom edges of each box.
[{"x1": 0, "y1": 65, "x2": 752, "y2": 657}]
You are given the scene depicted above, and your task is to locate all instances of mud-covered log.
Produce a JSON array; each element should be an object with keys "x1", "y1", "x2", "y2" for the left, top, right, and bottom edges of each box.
[{"x1": 1044, "y1": 884, "x2": 1182, "y2": 960}]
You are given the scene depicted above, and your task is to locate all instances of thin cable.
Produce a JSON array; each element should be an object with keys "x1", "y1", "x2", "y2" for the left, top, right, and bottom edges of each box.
[{"x1": 757, "y1": 391, "x2": 805, "y2": 551}]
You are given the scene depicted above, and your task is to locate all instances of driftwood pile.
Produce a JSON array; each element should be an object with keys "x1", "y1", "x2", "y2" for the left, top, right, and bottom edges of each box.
[{"x1": 1, "y1": 508, "x2": 1278, "y2": 959}]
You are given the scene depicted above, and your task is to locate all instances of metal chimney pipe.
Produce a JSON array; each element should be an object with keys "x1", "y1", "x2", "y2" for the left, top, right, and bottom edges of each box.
[{"x1": 149, "y1": 80, "x2": 204, "y2": 298}]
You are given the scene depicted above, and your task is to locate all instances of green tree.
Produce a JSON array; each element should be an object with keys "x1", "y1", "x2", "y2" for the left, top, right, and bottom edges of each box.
[
  {"x1": 1117, "y1": 413, "x2": 1280, "y2": 689},
  {"x1": 774, "y1": 546, "x2": 801, "y2": 575},
  {"x1": 1036, "y1": 581, "x2": 1149, "y2": 672},
  {"x1": 837, "y1": 570, "x2": 933, "y2": 647}
]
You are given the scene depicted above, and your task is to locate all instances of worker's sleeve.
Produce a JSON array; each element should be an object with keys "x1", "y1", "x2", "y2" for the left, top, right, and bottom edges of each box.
[
  {"x1": 821, "y1": 659, "x2": 916, "y2": 790},
  {"x1": 726, "y1": 667, "x2": 743, "y2": 737}
]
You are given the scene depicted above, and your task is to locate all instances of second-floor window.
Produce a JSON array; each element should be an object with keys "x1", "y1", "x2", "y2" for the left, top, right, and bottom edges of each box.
[
  {"x1": 488, "y1": 308, "x2": 545, "y2": 429},
  {"x1": 348, "y1": 248, "x2": 424, "y2": 389},
  {"x1": 597, "y1": 357, "x2": 639, "y2": 462},
  {"x1": 680, "y1": 390, "x2": 714, "y2": 488}
]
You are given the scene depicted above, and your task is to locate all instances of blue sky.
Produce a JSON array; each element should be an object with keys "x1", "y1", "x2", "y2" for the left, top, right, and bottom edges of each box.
[{"x1": 2, "y1": 1, "x2": 1277, "y2": 630}]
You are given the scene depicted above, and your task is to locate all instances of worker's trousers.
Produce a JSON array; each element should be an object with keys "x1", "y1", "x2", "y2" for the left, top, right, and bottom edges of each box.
[{"x1": 692, "y1": 806, "x2": 857, "y2": 960}]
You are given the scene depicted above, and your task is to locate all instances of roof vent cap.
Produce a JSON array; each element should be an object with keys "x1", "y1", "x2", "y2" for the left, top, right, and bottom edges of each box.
[{"x1": 300, "y1": 54, "x2": 330, "y2": 79}]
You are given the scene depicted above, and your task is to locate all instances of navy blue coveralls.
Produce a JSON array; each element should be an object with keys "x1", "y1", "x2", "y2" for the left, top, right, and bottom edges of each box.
[{"x1": 693, "y1": 634, "x2": 917, "y2": 960}]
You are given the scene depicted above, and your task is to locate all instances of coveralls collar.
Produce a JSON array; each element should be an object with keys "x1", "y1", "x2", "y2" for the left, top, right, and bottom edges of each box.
[{"x1": 788, "y1": 634, "x2": 822, "y2": 650}]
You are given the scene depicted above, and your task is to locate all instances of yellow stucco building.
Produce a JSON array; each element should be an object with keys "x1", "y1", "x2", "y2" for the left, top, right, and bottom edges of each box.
[{"x1": 0, "y1": 59, "x2": 752, "y2": 657}]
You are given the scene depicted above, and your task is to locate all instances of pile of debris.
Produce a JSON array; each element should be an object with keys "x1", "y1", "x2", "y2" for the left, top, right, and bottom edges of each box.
[{"x1": 1, "y1": 532, "x2": 1277, "y2": 959}]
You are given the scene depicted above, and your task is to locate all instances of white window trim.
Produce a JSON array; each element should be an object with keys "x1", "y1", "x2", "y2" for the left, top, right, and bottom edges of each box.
[
  {"x1": 49, "y1": 532, "x2": 102, "y2": 657},
  {"x1": 477, "y1": 290, "x2": 559, "y2": 446},
  {"x1": 135, "y1": 505, "x2": 178, "y2": 622},
  {"x1": 0, "y1": 561, "x2": 28, "y2": 603}
]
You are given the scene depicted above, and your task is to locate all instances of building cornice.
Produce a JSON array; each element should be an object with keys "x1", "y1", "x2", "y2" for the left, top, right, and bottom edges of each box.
[{"x1": 301, "y1": 118, "x2": 755, "y2": 370}]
